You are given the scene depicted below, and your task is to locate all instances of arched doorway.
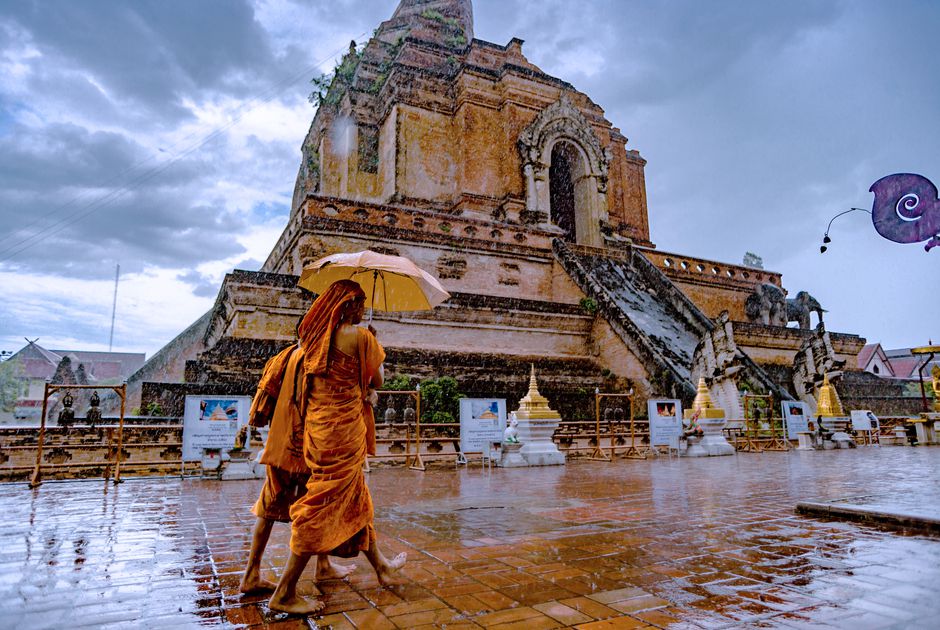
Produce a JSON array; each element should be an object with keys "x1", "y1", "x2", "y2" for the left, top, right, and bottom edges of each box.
[
  {"x1": 549, "y1": 141, "x2": 581, "y2": 242},
  {"x1": 518, "y1": 94, "x2": 611, "y2": 248}
]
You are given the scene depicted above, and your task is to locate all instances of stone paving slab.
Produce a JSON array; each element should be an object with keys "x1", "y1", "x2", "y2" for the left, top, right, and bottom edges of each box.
[
  {"x1": 797, "y1": 495, "x2": 940, "y2": 534},
  {"x1": 0, "y1": 447, "x2": 939, "y2": 628}
]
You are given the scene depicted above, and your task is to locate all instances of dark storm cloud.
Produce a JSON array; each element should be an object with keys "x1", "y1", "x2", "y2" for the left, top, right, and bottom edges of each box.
[
  {"x1": 1, "y1": 0, "x2": 285, "y2": 121},
  {"x1": 177, "y1": 269, "x2": 222, "y2": 298},
  {"x1": 0, "y1": 118, "x2": 249, "y2": 277},
  {"x1": 483, "y1": 0, "x2": 939, "y2": 258},
  {"x1": 0, "y1": 0, "x2": 316, "y2": 281}
]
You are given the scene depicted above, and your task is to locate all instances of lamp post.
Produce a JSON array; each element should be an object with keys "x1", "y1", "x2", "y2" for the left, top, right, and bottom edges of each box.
[{"x1": 819, "y1": 207, "x2": 871, "y2": 253}]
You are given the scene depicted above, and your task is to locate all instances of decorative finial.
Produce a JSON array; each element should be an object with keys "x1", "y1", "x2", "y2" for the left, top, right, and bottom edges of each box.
[
  {"x1": 691, "y1": 377, "x2": 714, "y2": 414},
  {"x1": 528, "y1": 364, "x2": 538, "y2": 394}
]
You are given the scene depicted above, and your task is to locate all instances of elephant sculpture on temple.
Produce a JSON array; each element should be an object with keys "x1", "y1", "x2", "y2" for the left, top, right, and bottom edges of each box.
[
  {"x1": 786, "y1": 291, "x2": 825, "y2": 330},
  {"x1": 744, "y1": 283, "x2": 787, "y2": 327}
]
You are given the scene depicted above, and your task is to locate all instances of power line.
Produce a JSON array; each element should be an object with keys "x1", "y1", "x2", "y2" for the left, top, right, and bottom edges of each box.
[{"x1": 0, "y1": 34, "x2": 367, "y2": 264}]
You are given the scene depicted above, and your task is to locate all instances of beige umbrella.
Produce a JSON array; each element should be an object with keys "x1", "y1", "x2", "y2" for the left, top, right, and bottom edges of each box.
[{"x1": 298, "y1": 250, "x2": 450, "y2": 317}]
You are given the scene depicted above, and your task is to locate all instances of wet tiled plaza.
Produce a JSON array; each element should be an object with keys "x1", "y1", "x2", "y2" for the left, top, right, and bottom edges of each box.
[{"x1": 2, "y1": 447, "x2": 939, "y2": 629}]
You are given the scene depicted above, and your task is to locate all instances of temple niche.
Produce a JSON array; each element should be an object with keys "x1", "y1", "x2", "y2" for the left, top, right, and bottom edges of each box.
[
  {"x1": 517, "y1": 94, "x2": 613, "y2": 247},
  {"x1": 133, "y1": 0, "x2": 877, "y2": 421}
]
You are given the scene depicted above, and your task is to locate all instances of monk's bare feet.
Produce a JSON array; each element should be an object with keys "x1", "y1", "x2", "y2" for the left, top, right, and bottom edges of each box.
[
  {"x1": 240, "y1": 570, "x2": 277, "y2": 594},
  {"x1": 377, "y1": 552, "x2": 407, "y2": 586},
  {"x1": 316, "y1": 560, "x2": 355, "y2": 580},
  {"x1": 268, "y1": 593, "x2": 325, "y2": 615}
]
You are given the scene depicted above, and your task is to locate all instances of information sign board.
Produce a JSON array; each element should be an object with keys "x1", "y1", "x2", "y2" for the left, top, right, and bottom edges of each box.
[
  {"x1": 182, "y1": 395, "x2": 252, "y2": 461},
  {"x1": 647, "y1": 399, "x2": 682, "y2": 446},
  {"x1": 781, "y1": 401, "x2": 810, "y2": 439},
  {"x1": 851, "y1": 409, "x2": 879, "y2": 432},
  {"x1": 459, "y1": 399, "x2": 506, "y2": 454}
]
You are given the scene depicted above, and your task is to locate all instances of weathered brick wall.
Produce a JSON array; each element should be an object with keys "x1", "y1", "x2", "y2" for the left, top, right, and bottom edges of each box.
[{"x1": 838, "y1": 396, "x2": 925, "y2": 417}]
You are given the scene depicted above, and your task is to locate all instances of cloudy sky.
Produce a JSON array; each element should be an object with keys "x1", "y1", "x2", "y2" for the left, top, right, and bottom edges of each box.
[{"x1": 1, "y1": 0, "x2": 937, "y2": 360}]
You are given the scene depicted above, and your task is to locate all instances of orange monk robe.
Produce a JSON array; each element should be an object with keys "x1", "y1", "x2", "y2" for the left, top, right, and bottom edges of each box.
[
  {"x1": 249, "y1": 343, "x2": 295, "y2": 430},
  {"x1": 289, "y1": 327, "x2": 385, "y2": 557},
  {"x1": 258, "y1": 345, "x2": 308, "y2": 474}
]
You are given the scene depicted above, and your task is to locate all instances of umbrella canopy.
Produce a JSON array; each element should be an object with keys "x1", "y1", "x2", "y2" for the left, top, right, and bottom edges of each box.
[{"x1": 298, "y1": 250, "x2": 450, "y2": 313}]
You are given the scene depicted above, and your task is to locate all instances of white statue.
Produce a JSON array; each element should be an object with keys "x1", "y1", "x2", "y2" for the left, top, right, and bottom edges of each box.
[{"x1": 504, "y1": 412, "x2": 519, "y2": 443}]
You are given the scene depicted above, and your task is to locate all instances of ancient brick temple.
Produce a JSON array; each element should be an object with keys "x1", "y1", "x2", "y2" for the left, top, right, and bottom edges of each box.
[{"x1": 135, "y1": 0, "x2": 881, "y2": 418}]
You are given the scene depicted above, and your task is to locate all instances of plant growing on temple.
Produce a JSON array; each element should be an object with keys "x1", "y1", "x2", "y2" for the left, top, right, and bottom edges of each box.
[
  {"x1": 579, "y1": 297, "x2": 598, "y2": 314},
  {"x1": 370, "y1": 32, "x2": 409, "y2": 94},
  {"x1": 145, "y1": 401, "x2": 164, "y2": 417},
  {"x1": 419, "y1": 9, "x2": 467, "y2": 49},
  {"x1": 418, "y1": 376, "x2": 463, "y2": 425},
  {"x1": 309, "y1": 44, "x2": 362, "y2": 107}
]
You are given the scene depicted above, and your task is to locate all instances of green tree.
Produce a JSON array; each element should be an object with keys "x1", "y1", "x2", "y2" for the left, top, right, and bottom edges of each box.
[
  {"x1": 51, "y1": 356, "x2": 76, "y2": 384},
  {"x1": 382, "y1": 374, "x2": 414, "y2": 391},
  {"x1": 0, "y1": 359, "x2": 24, "y2": 413},
  {"x1": 419, "y1": 376, "x2": 463, "y2": 424}
]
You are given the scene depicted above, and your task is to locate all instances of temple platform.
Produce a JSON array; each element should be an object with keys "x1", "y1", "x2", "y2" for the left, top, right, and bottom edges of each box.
[{"x1": 2, "y1": 448, "x2": 939, "y2": 628}]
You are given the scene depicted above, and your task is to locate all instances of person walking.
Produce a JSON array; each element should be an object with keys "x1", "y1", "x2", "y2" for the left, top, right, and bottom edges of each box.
[
  {"x1": 240, "y1": 324, "x2": 353, "y2": 594},
  {"x1": 269, "y1": 280, "x2": 406, "y2": 615}
]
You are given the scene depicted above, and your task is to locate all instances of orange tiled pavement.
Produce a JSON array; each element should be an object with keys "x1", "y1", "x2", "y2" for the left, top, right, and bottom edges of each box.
[{"x1": 2, "y1": 447, "x2": 940, "y2": 629}]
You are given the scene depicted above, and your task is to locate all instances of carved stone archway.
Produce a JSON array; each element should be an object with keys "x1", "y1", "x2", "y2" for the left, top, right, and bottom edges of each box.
[{"x1": 518, "y1": 93, "x2": 612, "y2": 247}]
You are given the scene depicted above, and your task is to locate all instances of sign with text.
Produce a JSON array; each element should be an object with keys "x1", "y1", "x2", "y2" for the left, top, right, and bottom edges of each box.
[
  {"x1": 182, "y1": 395, "x2": 252, "y2": 460},
  {"x1": 647, "y1": 399, "x2": 682, "y2": 446},
  {"x1": 851, "y1": 409, "x2": 879, "y2": 432},
  {"x1": 781, "y1": 401, "x2": 810, "y2": 439},
  {"x1": 459, "y1": 399, "x2": 506, "y2": 453}
]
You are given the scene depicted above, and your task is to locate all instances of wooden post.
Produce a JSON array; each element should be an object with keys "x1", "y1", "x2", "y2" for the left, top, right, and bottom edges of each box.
[
  {"x1": 588, "y1": 392, "x2": 610, "y2": 461},
  {"x1": 408, "y1": 389, "x2": 425, "y2": 471},
  {"x1": 29, "y1": 382, "x2": 50, "y2": 488},
  {"x1": 764, "y1": 396, "x2": 790, "y2": 451},
  {"x1": 113, "y1": 384, "x2": 127, "y2": 483},
  {"x1": 103, "y1": 427, "x2": 114, "y2": 481},
  {"x1": 738, "y1": 394, "x2": 765, "y2": 453},
  {"x1": 623, "y1": 394, "x2": 645, "y2": 459}
]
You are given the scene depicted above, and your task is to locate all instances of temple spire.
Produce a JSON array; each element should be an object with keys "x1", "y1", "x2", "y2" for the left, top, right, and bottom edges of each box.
[{"x1": 390, "y1": 0, "x2": 474, "y2": 42}]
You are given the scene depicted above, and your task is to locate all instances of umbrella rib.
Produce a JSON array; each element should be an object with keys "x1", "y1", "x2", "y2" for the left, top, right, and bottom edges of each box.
[{"x1": 382, "y1": 271, "x2": 388, "y2": 311}]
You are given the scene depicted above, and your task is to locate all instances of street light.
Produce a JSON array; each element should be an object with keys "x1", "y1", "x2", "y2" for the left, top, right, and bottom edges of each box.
[{"x1": 820, "y1": 207, "x2": 871, "y2": 253}]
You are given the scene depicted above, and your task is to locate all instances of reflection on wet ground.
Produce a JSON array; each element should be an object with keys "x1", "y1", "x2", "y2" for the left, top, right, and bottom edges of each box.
[{"x1": 1, "y1": 447, "x2": 939, "y2": 628}]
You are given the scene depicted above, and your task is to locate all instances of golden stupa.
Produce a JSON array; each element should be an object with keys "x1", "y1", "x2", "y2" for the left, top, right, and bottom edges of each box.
[
  {"x1": 514, "y1": 365, "x2": 561, "y2": 421},
  {"x1": 815, "y1": 373, "x2": 845, "y2": 417},
  {"x1": 683, "y1": 377, "x2": 725, "y2": 420}
]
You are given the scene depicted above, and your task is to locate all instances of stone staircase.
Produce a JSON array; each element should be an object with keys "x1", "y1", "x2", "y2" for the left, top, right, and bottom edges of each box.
[{"x1": 553, "y1": 239, "x2": 789, "y2": 404}]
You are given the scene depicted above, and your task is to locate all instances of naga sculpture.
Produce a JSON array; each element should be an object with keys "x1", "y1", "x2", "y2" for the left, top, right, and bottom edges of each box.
[
  {"x1": 792, "y1": 323, "x2": 846, "y2": 413},
  {"x1": 869, "y1": 173, "x2": 940, "y2": 252},
  {"x1": 785, "y1": 291, "x2": 825, "y2": 330},
  {"x1": 744, "y1": 283, "x2": 787, "y2": 327}
]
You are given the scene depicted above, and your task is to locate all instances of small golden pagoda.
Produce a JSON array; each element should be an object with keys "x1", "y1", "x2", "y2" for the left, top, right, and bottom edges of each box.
[
  {"x1": 683, "y1": 377, "x2": 726, "y2": 420},
  {"x1": 815, "y1": 373, "x2": 845, "y2": 417},
  {"x1": 515, "y1": 365, "x2": 561, "y2": 421}
]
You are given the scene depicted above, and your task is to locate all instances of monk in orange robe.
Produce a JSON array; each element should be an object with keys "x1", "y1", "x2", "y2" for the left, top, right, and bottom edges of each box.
[
  {"x1": 269, "y1": 280, "x2": 406, "y2": 614},
  {"x1": 240, "y1": 333, "x2": 353, "y2": 593}
]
